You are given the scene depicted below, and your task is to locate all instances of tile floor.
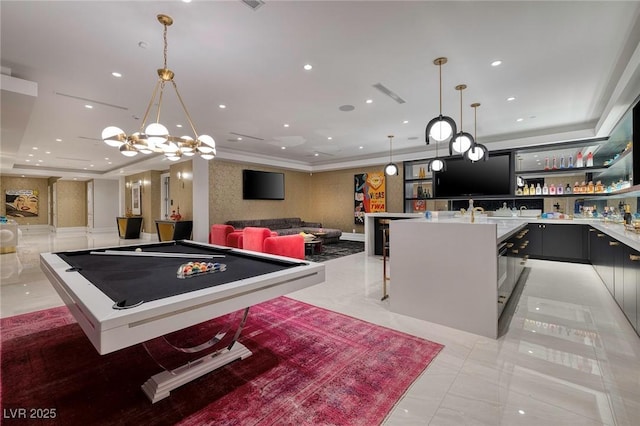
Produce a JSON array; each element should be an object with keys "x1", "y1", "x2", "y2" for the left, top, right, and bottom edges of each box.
[{"x1": 1, "y1": 231, "x2": 639, "y2": 425}]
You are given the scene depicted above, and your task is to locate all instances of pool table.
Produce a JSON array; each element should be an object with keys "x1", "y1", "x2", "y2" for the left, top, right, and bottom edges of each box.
[{"x1": 40, "y1": 240, "x2": 325, "y2": 402}]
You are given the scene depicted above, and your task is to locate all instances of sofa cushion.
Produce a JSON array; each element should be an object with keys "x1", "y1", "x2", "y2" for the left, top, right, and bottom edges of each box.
[{"x1": 263, "y1": 235, "x2": 305, "y2": 260}]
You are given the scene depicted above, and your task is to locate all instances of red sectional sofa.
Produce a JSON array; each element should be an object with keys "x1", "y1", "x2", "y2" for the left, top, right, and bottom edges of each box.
[{"x1": 226, "y1": 217, "x2": 342, "y2": 244}]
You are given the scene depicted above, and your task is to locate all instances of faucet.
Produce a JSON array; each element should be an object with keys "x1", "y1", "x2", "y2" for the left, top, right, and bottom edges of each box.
[
  {"x1": 459, "y1": 208, "x2": 467, "y2": 216},
  {"x1": 471, "y1": 207, "x2": 485, "y2": 223}
]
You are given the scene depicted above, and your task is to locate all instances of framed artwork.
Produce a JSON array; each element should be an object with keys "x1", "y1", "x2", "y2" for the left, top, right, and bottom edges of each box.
[
  {"x1": 5, "y1": 189, "x2": 39, "y2": 217},
  {"x1": 354, "y1": 172, "x2": 386, "y2": 225},
  {"x1": 131, "y1": 183, "x2": 141, "y2": 215}
]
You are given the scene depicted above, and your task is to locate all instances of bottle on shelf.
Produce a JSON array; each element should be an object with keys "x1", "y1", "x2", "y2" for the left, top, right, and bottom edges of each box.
[
  {"x1": 557, "y1": 184, "x2": 563, "y2": 195},
  {"x1": 542, "y1": 183, "x2": 549, "y2": 195},
  {"x1": 549, "y1": 184, "x2": 556, "y2": 195},
  {"x1": 552, "y1": 157, "x2": 558, "y2": 169},
  {"x1": 573, "y1": 181, "x2": 580, "y2": 193},
  {"x1": 586, "y1": 152, "x2": 594, "y2": 167},
  {"x1": 595, "y1": 181, "x2": 604, "y2": 193},
  {"x1": 568, "y1": 155, "x2": 574, "y2": 168},
  {"x1": 529, "y1": 184, "x2": 535, "y2": 195},
  {"x1": 565, "y1": 183, "x2": 572, "y2": 194},
  {"x1": 560, "y1": 156, "x2": 565, "y2": 169},
  {"x1": 544, "y1": 157, "x2": 550, "y2": 170},
  {"x1": 535, "y1": 183, "x2": 542, "y2": 195},
  {"x1": 624, "y1": 204, "x2": 633, "y2": 225},
  {"x1": 580, "y1": 181, "x2": 587, "y2": 193},
  {"x1": 576, "y1": 152, "x2": 584, "y2": 168},
  {"x1": 515, "y1": 187, "x2": 523, "y2": 196},
  {"x1": 587, "y1": 181, "x2": 595, "y2": 193}
]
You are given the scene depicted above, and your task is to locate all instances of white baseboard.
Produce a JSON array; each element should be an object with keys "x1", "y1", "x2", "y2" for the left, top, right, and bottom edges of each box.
[
  {"x1": 18, "y1": 224, "x2": 53, "y2": 234},
  {"x1": 340, "y1": 232, "x2": 364, "y2": 242},
  {"x1": 88, "y1": 226, "x2": 114, "y2": 234},
  {"x1": 55, "y1": 226, "x2": 88, "y2": 234}
]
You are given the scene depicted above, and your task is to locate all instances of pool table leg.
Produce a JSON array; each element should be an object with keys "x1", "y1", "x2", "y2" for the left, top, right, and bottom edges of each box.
[{"x1": 141, "y1": 307, "x2": 252, "y2": 403}]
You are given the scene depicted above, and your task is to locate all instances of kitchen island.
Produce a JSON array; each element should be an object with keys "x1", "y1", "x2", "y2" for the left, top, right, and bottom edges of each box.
[{"x1": 389, "y1": 217, "x2": 528, "y2": 338}]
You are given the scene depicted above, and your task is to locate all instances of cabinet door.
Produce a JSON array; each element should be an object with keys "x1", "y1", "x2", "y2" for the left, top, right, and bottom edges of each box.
[
  {"x1": 611, "y1": 239, "x2": 625, "y2": 308},
  {"x1": 624, "y1": 248, "x2": 639, "y2": 332},
  {"x1": 597, "y1": 232, "x2": 615, "y2": 296},
  {"x1": 542, "y1": 224, "x2": 584, "y2": 260},
  {"x1": 526, "y1": 224, "x2": 543, "y2": 256}
]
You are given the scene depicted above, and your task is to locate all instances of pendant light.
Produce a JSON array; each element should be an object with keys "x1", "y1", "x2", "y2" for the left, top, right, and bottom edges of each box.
[
  {"x1": 101, "y1": 14, "x2": 216, "y2": 161},
  {"x1": 425, "y1": 57, "x2": 457, "y2": 144},
  {"x1": 428, "y1": 129, "x2": 446, "y2": 172},
  {"x1": 465, "y1": 103, "x2": 489, "y2": 162},
  {"x1": 384, "y1": 135, "x2": 398, "y2": 176},
  {"x1": 450, "y1": 84, "x2": 474, "y2": 155}
]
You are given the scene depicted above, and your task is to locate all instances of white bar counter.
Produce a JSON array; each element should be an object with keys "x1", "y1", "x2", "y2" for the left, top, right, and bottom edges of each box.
[
  {"x1": 388, "y1": 217, "x2": 526, "y2": 338},
  {"x1": 364, "y1": 213, "x2": 423, "y2": 256}
]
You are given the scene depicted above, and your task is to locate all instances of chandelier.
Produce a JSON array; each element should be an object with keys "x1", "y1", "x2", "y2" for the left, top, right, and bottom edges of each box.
[{"x1": 102, "y1": 14, "x2": 216, "y2": 161}]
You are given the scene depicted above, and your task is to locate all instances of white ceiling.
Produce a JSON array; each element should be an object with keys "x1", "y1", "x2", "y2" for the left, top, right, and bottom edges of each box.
[{"x1": 2, "y1": 1, "x2": 640, "y2": 181}]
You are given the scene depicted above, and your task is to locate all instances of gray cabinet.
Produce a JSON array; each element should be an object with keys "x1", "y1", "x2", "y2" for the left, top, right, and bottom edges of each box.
[{"x1": 527, "y1": 223, "x2": 587, "y2": 262}]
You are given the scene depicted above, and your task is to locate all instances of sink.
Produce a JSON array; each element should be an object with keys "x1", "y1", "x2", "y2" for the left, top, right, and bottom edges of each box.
[{"x1": 493, "y1": 210, "x2": 516, "y2": 217}]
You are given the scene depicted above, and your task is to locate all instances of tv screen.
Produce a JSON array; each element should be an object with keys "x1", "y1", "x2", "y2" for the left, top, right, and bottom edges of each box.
[
  {"x1": 242, "y1": 170, "x2": 285, "y2": 200},
  {"x1": 434, "y1": 152, "x2": 513, "y2": 198}
]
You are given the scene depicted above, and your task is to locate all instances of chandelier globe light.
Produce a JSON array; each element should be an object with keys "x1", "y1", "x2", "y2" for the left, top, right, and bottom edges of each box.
[
  {"x1": 384, "y1": 135, "x2": 398, "y2": 176},
  {"x1": 464, "y1": 102, "x2": 489, "y2": 162},
  {"x1": 425, "y1": 57, "x2": 457, "y2": 144},
  {"x1": 101, "y1": 14, "x2": 216, "y2": 161},
  {"x1": 450, "y1": 84, "x2": 475, "y2": 155}
]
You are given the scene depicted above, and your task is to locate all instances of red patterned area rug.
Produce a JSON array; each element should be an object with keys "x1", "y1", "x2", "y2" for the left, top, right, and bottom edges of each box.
[{"x1": 1, "y1": 297, "x2": 443, "y2": 426}]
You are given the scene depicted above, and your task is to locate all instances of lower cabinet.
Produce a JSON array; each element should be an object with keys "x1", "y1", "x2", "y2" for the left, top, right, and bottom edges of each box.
[
  {"x1": 588, "y1": 226, "x2": 639, "y2": 335},
  {"x1": 527, "y1": 223, "x2": 588, "y2": 262}
]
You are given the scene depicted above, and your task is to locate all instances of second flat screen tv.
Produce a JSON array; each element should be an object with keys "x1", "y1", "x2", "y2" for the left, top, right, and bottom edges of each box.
[
  {"x1": 242, "y1": 170, "x2": 285, "y2": 200},
  {"x1": 434, "y1": 152, "x2": 513, "y2": 198}
]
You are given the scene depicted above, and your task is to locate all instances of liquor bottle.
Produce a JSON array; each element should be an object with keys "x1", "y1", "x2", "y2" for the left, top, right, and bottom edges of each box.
[
  {"x1": 552, "y1": 157, "x2": 558, "y2": 169},
  {"x1": 568, "y1": 155, "x2": 574, "y2": 168},
  {"x1": 544, "y1": 157, "x2": 550, "y2": 170},
  {"x1": 573, "y1": 182, "x2": 580, "y2": 193},
  {"x1": 549, "y1": 184, "x2": 556, "y2": 195},
  {"x1": 529, "y1": 184, "x2": 535, "y2": 195},
  {"x1": 565, "y1": 183, "x2": 572, "y2": 194},
  {"x1": 595, "y1": 181, "x2": 604, "y2": 193},
  {"x1": 523, "y1": 185, "x2": 530, "y2": 196},
  {"x1": 587, "y1": 181, "x2": 595, "y2": 193},
  {"x1": 542, "y1": 183, "x2": 549, "y2": 195},
  {"x1": 557, "y1": 184, "x2": 563, "y2": 195},
  {"x1": 576, "y1": 152, "x2": 584, "y2": 168},
  {"x1": 624, "y1": 204, "x2": 633, "y2": 225},
  {"x1": 586, "y1": 152, "x2": 594, "y2": 167},
  {"x1": 560, "y1": 156, "x2": 566, "y2": 169},
  {"x1": 535, "y1": 183, "x2": 542, "y2": 195}
]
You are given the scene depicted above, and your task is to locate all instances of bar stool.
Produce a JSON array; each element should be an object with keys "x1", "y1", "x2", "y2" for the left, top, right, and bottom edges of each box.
[{"x1": 380, "y1": 219, "x2": 390, "y2": 301}]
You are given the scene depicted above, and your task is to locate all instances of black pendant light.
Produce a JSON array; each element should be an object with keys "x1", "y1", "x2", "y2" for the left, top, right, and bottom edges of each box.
[
  {"x1": 449, "y1": 84, "x2": 475, "y2": 155},
  {"x1": 384, "y1": 135, "x2": 398, "y2": 176},
  {"x1": 464, "y1": 102, "x2": 489, "y2": 162},
  {"x1": 425, "y1": 57, "x2": 457, "y2": 145}
]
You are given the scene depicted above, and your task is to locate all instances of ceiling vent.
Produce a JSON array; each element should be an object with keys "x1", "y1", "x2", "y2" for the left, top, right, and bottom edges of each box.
[
  {"x1": 54, "y1": 92, "x2": 128, "y2": 110},
  {"x1": 372, "y1": 83, "x2": 406, "y2": 104},
  {"x1": 241, "y1": 0, "x2": 265, "y2": 11},
  {"x1": 229, "y1": 131, "x2": 264, "y2": 141}
]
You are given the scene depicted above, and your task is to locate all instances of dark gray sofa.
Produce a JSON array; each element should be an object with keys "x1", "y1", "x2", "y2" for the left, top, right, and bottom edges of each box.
[{"x1": 226, "y1": 217, "x2": 342, "y2": 244}]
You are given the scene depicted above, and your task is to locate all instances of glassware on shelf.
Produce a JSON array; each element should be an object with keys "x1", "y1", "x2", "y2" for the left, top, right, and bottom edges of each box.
[
  {"x1": 576, "y1": 152, "x2": 584, "y2": 168},
  {"x1": 544, "y1": 157, "x2": 550, "y2": 170},
  {"x1": 595, "y1": 181, "x2": 604, "y2": 193},
  {"x1": 535, "y1": 183, "x2": 542, "y2": 195},
  {"x1": 557, "y1": 184, "x2": 563, "y2": 195},
  {"x1": 586, "y1": 152, "x2": 594, "y2": 167},
  {"x1": 549, "y1": 184, "x2": 556, "y2": 195},
  {"x1": 552, "y1": 157, "x2": 558, "y2": 170},
  {"x1": 568, "y1": 155, "x2": 574, "y2": 168},
  {"x1": 565, "y1": 183, "x2": 572, "y2": 194},
  {"x1": 587, "y1": 181, "x2": 595, "y2": 193},
  {"x1": 574, "y1": 182, "x2": 580, "y2": 193},
  {"x1": 560, "y1": 156, "x2": 566, "y2": 169},
  {"x1": 542, "y1": 183, "x2": 549, "y2": 195}
]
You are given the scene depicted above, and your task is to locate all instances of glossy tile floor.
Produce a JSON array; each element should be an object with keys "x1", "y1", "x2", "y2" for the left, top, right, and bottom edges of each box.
[{"x1": 1, "y1": 231, "x2": 639, "y2": 425}]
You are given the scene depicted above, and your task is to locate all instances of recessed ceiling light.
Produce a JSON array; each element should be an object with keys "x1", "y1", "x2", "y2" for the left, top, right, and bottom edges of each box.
[
  {"x1": 516, "y1": 118, "x2": 524, "y2": 122},
  {"x1": 366, "y1": 99, "x2": 373, "y2": 104},
  {"x1": 90, "y1": 164, "x2": 94, "y2": 167},
  {"x1": 284, "y1": 124, "x2": 290, "y2": 128},
  {"x1": 55, "y1": 138, "x2": 62, "y2": 142},
  {"x1": 518, "y1": 410, "x2": 525, "y2": 415},
  {"x1": 281, "y1": 146, "x2": 286, "y2": 150},
  {"x1": 237, "y1": 137, "x2": 242, "y2": 141},
  {"x1": 403, "y1": 120, "x2": 409, "y2": 124},
  {"x1": 73, "y1": 178, "x2": 78, "y2": 181},
  {"x1": 359, "y1": 146, "x2": 363, "y2": 149},
  {"x1": 182, "y1": 0, "x2": 192, "y2": 3},
  {"x1": 108, "y1": 162, "x2": 112, "y2": 165},
  {"x1": 491, "y1": 60, "x2": 502, "y2": 67},
  {"x1": 32, "y1": 147, "x2": 38, "y2": 150},
  {"x1": 28, "y1": 154, "x2": 34, "y2": 157},
  {"x1": 83, "y1": 167, "x2": 88, "y2": 170},
  {"x1": 105, "y1": 157, "x2": 109, "y2": 160},
  {"x1": 25, "y1": 159, "x2": 30, "y2": 162},
  {"x1": 314, "y1": 153, "x2": 319, "y2": 156},
  {"x1": 38, "y1": 159, "x2": 43, "y2": 162},
  {"x1": 507, "y1": 97, "x2": 515, "y2": 101},
  {"x1": 36, "y1": 163, "x2": 40, "y2": 166},
  {"x1": 219, "y1": 104, "x2": 226, "y2": 109},
  {"x1": 303, "y1": 64, "x2": 313, "y2": 71},
  {"x1": 176, "y1": 124, "x2": 183, "y2": 128},
  {"x1": 111, "y1": 72, "x2": 122, "y2": 78},
  {"x1": 85, "y1": 104, "x2": 93, "y2": 109},
  {"x1": 327, "y1": 137, "x2": 332, "y2": 140},
  {"x1": 45, "y1": 151, "x2": 51, "y2": 154}
]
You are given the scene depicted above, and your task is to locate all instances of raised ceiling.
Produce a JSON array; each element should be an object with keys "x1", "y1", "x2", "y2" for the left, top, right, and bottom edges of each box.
[{"x1": 2, "y1": 1, "x2": 640, "y2": 180}]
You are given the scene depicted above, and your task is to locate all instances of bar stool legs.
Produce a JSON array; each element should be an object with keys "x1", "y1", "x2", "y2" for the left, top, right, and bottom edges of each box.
[{"x1": 381, "y1": 219, "x2": 390, "y2": 301}]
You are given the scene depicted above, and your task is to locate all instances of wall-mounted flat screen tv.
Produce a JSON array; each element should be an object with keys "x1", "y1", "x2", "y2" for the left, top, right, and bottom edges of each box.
[
  {"x1": 433, "y1": 152, "x2": 513, "y2": 198},
  {"x1": 242, "y1": 169, "x2": 285, "y2": 200}
]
